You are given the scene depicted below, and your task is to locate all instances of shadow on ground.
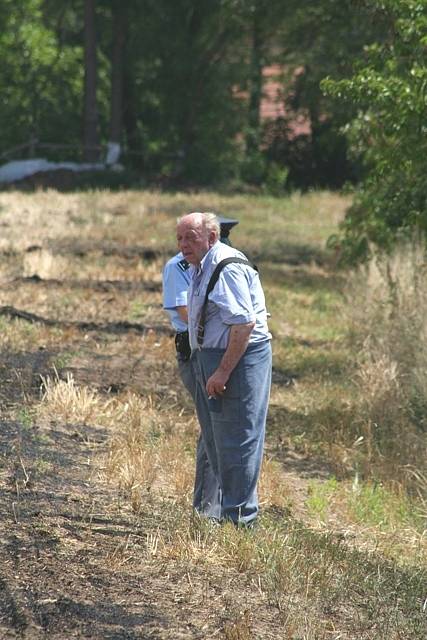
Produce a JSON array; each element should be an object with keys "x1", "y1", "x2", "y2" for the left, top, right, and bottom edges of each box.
[
  {"x1": 0, "y1": 350, "x2": 56, "y2": 409},
  {"x1": 260, "y1": 261, "x2": 346, "y2": 293},
  {"x1": 0, "y1": 419, "x2": 181, "y2": 639}
]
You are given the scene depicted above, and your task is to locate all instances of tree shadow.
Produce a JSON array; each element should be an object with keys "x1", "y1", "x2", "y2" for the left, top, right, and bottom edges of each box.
[
  {"x1": 260, "y1": 260, "x2": 346, "y2": 293},
  {"x1": 0, "y1": 350, "x2": 56, "y2": 408},
  {"x1": 36, "y1": 596, "x2": 162, "y2": 637},
  {"x1": 267, "y1": 403, "x2": 343, "y2": 480},
  {"x1": 251, "y1": 240, "x2": 332, "y2": 267},
  {"x1": 272, "y1": 345, "x2": 351, "y2": 386}
]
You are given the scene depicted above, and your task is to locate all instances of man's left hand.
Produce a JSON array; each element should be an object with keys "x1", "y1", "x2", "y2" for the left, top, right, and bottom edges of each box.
[{"x1": 206, "y1": 370, "x2": 229, "y2": 398}]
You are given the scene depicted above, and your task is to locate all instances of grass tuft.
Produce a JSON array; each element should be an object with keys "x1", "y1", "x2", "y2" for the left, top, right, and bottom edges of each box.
[{"x1": 38, "y1": 371, "x2": 113, "y2": 427}]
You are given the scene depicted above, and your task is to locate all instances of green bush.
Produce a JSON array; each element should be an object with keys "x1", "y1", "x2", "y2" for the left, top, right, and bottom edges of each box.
[
  {"x1": 263, "y1": 162, "x2": 289, "y2": 196},
  {"x1": 239, "y1": 152, "x2": 267, "y2": 186},
  {"x1": 322, "y1": 0, "x2": 427, "y2": 262}
]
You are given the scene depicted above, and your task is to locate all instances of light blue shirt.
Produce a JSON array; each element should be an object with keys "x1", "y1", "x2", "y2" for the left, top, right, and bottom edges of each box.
[
  {"x1": 162, "y1": 252, "x2": 190, "y2": 332},
  {"x1": 187, "y1": 241, "x2": 271, "y2": 350}
]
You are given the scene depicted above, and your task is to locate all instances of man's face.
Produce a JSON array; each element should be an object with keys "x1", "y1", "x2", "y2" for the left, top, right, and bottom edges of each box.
[{"x1": 177, "y1": 217, "x2": 214, "y2": 265}]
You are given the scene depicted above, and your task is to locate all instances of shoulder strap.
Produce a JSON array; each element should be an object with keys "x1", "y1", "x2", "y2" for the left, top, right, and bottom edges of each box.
[
  {"x1": 203, "y1": 257, "x2": 256, "y2": 305},
  {"x1": 197, "y1": 257, "x2": 256, "y2": 347}
]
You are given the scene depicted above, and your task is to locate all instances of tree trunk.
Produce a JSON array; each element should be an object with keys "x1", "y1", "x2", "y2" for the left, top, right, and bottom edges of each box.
[
  {"x1": 246, "y1": 10, "x2": 263, "y2": 155},
  {"x1": 83, "y1": 0, "x2": 100, "y2": 162},
  {"x1": 123, "y1": 67, "x2": 140, "y2": 168},
  {"x1": 109, "y1": 1, "x2": 127, "y2": 146}
]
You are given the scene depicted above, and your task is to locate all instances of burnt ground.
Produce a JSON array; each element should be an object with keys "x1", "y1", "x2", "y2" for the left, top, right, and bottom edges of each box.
[
  {"x1": 0, "y1": 313, "x2": 289, "y2": 639},
  {"x1": 0, "y1": 241, "x2": 363, "y2": 639},
  {"x1": 1, "y1": 232, "x2": 423, "y2": 639},
  {"x1": 0, "y1": 419, "x2": 283, "y2": 640}
]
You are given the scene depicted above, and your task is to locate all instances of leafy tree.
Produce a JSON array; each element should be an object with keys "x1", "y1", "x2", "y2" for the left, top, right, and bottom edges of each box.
[
  {"x1": 0, "y1": 0, "x2": 112, "y2": 163},
  {"x1": 262, "y1": 0, "x2": 385, "y2": 190},
  {"x1": 0, "y1": 0, "x2": 402, "y2": 194},
  {"x1": 0, "y1": 0, "x2": 84, "y2": 156},
  {"x1": 108, "y1": 0, "x2": 127, "y2": 148},
  {"x1": 322, "y1": 0, "x2": 427, "y2": 260},
  {"x1": 118, "y1": 0, "x2": 249, "y2": 184},
  {"x1": 229, "y1": 0, "x2": 290, "y2": 187}
]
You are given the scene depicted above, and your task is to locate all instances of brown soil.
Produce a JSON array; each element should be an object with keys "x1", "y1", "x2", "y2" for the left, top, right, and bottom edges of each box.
[
  {"x1": 0, "y1": 330, "x2": 290, "y2": 639},
  {"x1": 0, "y1": 231, "x2": 360, "y2": 638},
  {"x1": 0, "y1": 414, "x2": 283, "y2": 639}
]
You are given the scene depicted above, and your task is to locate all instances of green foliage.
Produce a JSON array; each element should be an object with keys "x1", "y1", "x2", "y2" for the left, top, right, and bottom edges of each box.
[
  {"x1": 322, "y1": 0, "x2": 427, "y2": 261},
  {"x1": 239, "y1": 152, "x2": 267, "y2": 186},
  {"x1": 0, "y1": 0, "x2": 84, "y2": 153},
  {"x1": 0, "y1": 0, "x2": 400, "y2": 190},
  {"x1": 263, "y1": 162, "x2": 289, "y2": 196},
  {"x1": 18, "y1": 407, "x2": 34, "y2": 430},
  {"x1": 122, "y1": 0, "x2": 249, "y2": 185},
  {"x1": 265, "y1": 0, "x2": 382, "y2": 189}
]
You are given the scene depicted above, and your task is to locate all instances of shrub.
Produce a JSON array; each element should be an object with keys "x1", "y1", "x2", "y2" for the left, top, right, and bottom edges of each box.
[{"x1": 322, "y1": 0, "x2": 427, "y2": 261}]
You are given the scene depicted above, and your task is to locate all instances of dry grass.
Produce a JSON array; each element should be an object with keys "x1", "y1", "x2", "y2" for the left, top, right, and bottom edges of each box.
[
  {"x1": 0, "y1": 188, "x2": 349, "y2": 254},
  {"x1": 342, "y1": 242, "x2": 427, "y2": 490},
  {"x1": 0, "y1": 317, "x2": 66, "y2": 351},
  {"x1": 35, "y1": 367, "x2": 427, "y2": 569},
  {"x1": 37, "y1": 371, "x2": 115, "y2": 427},
  {"x1": 0, "y1": 278, "x2": 162, "y2": 324},
  {"x1": 1, "y1": 189, "x2": 426, "y2": 638},
  {"x1": 104, "y1": 393, "x2": 197, "y2": 510}
]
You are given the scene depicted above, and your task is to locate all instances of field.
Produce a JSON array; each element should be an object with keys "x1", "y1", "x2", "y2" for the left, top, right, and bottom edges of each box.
[{"x1": 0, "y1": 189, "x2": 425, "y2": 639}]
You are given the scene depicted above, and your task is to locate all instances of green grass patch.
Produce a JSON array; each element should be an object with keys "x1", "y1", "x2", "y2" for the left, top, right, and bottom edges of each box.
[
  {"x1": 348, "y1": 482, "x2": 425, "y2": 532},
  {"x1": 306, "y1": 477, "x2": 340, "y2": 521}
]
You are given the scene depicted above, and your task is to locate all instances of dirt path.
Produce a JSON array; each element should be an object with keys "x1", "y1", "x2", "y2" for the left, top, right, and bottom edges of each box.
[{"x1": 0, "y1": 412, "x2": 286, "y2": 639}]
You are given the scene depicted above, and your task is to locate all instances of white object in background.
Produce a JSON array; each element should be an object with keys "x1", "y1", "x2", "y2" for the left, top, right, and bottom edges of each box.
[
  {"x1": 105, "y1": 142, "x2": 121, "y2": 166},
  {"x1": 0, "y1": 159, "x2": 106, "y2": 184}
]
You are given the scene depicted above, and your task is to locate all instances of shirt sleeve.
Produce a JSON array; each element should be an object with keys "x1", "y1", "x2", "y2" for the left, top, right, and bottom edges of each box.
[
  {"x1": 209, "y1": 264, "x2": 255, "y2": 325},
  {"x1": 162, "y1": 262, "x2": 189, "y2": 310}
]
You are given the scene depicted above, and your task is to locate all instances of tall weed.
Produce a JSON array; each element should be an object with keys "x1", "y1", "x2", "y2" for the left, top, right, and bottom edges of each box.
[{"x1": 346, "y1": 241, "x2": 427, "y2": 492}]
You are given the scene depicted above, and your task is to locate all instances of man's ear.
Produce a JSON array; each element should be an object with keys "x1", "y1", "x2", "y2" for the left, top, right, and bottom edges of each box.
[{"x1": 208, "y1": 230, "x2": 217, "y2": 246}]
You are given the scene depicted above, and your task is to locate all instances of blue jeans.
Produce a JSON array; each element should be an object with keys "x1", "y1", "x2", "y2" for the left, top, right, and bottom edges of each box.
[
  {"x1": 193, "y1": 340, "x2": 272, "y2": 525},
  {"x1": 177, "y1": 356, "x2": 221, "y2": 519}
]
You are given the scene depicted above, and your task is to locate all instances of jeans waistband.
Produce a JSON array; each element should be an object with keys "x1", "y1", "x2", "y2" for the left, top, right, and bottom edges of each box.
[{"x1": 199, "y1": 339, "x2": 271, "y2": 355}]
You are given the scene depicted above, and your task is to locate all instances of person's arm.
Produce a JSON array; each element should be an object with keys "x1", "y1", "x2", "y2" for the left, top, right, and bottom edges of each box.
[
  {"x1": 205, "y1": 321, "x2": 255, "y2": 397},
  {"x1": 162, "y1": 257, "x2": 190, "y2": 314}
]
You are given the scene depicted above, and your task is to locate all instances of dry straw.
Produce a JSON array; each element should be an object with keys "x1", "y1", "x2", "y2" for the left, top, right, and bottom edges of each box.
[{"x1": 346, "y1": 240, "x2": 427, "y2": 492}]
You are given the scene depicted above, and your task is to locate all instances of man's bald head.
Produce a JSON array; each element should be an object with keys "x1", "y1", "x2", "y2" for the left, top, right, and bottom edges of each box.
[
  {"x1": 177, "y1": 212, "x2": 220, "y2": 236},
  {"x1": 176, "y1": 212, "x2": 220, "y2": 266}
]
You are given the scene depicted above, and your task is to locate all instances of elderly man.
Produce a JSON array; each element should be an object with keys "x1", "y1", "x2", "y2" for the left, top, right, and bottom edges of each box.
[
  {"x1": 162, "y1": 218, "x2": 239, "y2": 520},
  {"x1": 177, "y1": 211, "x2": 272, "y2": 527}
]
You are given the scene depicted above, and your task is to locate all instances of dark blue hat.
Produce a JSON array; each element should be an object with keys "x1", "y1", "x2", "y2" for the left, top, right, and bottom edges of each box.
[{"x1": 218, "y1": 215, "x2": 239, "y2": 239}]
